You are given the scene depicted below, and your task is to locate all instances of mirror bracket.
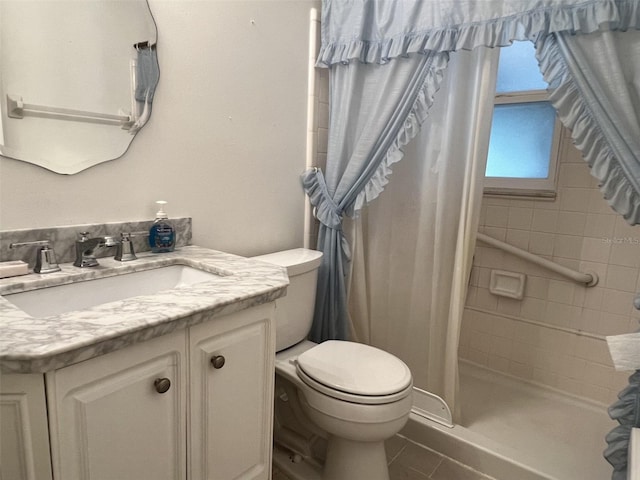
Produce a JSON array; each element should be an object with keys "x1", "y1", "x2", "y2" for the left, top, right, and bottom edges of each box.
[{"x1": 7, "y1": 94, "x2": 24, "y2": 119}]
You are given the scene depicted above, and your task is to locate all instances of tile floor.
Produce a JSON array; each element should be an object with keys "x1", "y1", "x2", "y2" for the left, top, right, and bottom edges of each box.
[{"x1": 272, "y1": 435, "x2": 496, "y2": 480}]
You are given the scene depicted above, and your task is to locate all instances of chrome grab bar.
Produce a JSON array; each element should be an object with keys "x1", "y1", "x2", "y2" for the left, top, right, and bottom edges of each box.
[{"x1": 476, "y1": 232, "x2": 598, "y2": 287}]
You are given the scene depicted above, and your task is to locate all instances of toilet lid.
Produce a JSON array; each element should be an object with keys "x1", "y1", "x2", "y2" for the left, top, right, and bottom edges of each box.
[{"x1": 296, "y1": 341, "x2": 412, "y2": 396}]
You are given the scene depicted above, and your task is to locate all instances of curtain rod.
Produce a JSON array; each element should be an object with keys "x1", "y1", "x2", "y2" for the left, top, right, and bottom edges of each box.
[{"x1": 476, "y1": 232, "x2": 598, "y2": 287}]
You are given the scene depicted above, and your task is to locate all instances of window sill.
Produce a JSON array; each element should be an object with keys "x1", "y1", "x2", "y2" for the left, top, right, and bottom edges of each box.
[{"x1": 482, "y1": 188, "x2": 557, "y2": 200}]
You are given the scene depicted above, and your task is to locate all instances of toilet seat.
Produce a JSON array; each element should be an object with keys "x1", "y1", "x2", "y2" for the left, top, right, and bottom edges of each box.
[{"x1": 295, "y1": 341, "x2": 413, "y2": 405}]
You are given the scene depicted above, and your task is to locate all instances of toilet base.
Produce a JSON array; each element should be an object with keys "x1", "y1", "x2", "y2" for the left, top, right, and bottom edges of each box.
[
  {"x1": 273, "y1": 444, "x2": 322, "y2": 480},
  {"x1": 273, "y1": 438, "x2": 391, "y2": 480},
  {"x1": 323, "y1": 436, "x2": 389, "y2": 480}
]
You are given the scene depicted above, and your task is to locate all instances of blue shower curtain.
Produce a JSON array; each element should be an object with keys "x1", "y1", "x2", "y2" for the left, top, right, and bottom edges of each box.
[
  {"x1": 301, "y1": 51, "x2": 449, "y2": 340},
  {"x1": 304, "y1": 0, "x2": 640, "y2": 342},
  {"x1": 305, "y1": 2, "x2": 640, "y2": 476}
]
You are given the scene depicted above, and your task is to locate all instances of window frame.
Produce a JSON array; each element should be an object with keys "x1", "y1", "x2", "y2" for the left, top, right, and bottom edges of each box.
[{"x1": 483, "y1": 89, "x2": 562, "y2": 198}]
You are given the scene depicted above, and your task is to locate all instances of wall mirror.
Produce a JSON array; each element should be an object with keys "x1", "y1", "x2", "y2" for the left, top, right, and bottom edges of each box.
[{"x1": 0, "y1": 0, "x2": 159, "y2": 174}]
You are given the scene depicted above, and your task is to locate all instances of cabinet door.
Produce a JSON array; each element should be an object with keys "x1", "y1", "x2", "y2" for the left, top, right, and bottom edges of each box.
[
  {"x1": 47, "y1": 330, "x2": 187, "y2": 480},
  {"x1": 189, "y1": 303, "x2": 276, "y2": 480},
  {"x1": 0, "y1": 374, "x2": 53, "y2": 480}
]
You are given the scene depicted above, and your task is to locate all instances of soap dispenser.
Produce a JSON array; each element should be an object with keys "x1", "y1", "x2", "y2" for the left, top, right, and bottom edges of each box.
[{"x1": 149, "y1": 200, "x2": 175, "y2": 253}]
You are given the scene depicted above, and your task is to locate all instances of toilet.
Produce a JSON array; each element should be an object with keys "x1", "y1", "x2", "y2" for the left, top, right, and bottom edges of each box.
[{"x1": 252, "y1": 248, "x2": 413, "y2": 480}]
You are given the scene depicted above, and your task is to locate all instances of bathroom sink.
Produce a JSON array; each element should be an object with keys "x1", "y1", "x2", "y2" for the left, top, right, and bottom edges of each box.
[{"x1": 3, "y1": 265, "x2": 222, "y2": 318}]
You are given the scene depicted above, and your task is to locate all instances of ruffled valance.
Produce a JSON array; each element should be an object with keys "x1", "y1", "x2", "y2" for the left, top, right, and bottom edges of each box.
[{"x1": 318, "y1": 0, "x2": 640, "y2": 67}]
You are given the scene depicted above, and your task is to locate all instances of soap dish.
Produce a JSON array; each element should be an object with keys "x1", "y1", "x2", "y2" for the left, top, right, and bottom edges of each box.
[
  {"x1": 489, "y1": 269, "x2": 526, "y2": 300},
  {"x1": 0, "y1": 260, "x2": 29, "y2": 278}
]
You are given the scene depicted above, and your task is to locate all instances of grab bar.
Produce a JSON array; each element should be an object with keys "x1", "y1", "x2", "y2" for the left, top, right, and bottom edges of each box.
[
  {"x1": 476, "y1": 232, "x2": 598, "y2": 287},
  {"x1": 6, "y1": 94, "x2": 132, "y2": 126}
]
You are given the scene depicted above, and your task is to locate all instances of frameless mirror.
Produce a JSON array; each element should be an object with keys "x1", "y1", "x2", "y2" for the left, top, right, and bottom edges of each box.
[{"x1": 0, "y1": 0, "x2": 159, "y2": 174}]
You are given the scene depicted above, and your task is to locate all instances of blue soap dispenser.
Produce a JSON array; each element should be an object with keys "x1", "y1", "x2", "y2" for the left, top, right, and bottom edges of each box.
[{"x1": 149, "y1": 200, "x2": 175, "y2": 253}]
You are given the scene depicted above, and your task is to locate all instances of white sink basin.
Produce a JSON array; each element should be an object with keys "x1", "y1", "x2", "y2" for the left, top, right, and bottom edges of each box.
[{"x1": 3, "y1": 265, "x2": 222, "y2": 318}]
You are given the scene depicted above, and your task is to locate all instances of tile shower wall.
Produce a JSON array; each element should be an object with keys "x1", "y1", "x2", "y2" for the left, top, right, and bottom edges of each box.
[{"x1": 460, "y1": 126, "x2": 638, "y2": 405}]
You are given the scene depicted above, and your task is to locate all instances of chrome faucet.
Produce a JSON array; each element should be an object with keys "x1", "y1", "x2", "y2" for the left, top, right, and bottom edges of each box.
[
  {"x1": 73, "y1": 232, "x2": 119, "y2": 268},
  {"x1": 115, "y1": 232, "x2": 136, "y2": 262},
  {"x1": 9, "y1": 240, "x2": 61, "y2": 274},
  {"x1": 114, "y1": 231, "x2": 149, "y2": 262}
]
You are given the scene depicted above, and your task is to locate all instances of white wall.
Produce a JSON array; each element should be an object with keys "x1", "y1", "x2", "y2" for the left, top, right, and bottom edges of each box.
[
  {"x1": 0, "y1": 0, "x2": 320, "y2": 256},
  {"x1": 461, "y1": 126, "x2": 639, "y2": 405}
]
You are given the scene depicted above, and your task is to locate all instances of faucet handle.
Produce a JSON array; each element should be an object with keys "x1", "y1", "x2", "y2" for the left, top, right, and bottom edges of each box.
[
  {"x1": 9, "y1": 240, "x2": 61, "y2": 274},
  {"x1": 35, "y1": 244, "x2": 61, "y2": 274},
  {"x1": 115, "y1": 232, "x2": 137, "y2": 262}
]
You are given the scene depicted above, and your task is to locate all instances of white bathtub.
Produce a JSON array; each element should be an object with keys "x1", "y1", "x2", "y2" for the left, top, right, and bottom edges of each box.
[{"x1": 401, "y1": 361, "x2": 614, "y2": 480}]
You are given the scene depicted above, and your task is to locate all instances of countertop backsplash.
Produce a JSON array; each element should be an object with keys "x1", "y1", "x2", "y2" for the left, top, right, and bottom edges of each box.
[{"x1": 0, "y1": 218, "x2": 192, "y2": 269}]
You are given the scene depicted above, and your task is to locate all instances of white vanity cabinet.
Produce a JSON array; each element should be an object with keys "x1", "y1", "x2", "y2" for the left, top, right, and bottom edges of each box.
[
  {"x1": 47, "y1": 328, "x2": 187, "y2": 480},
  {"x1": 0, "y1": 374, "x2": 54, "y2": 480},
  {"x1": 189, "y1": 305, "x2": 275, "y2": 480},
  {"x1": 7, "y1": 303, "x2": 276, "y2": 480}
]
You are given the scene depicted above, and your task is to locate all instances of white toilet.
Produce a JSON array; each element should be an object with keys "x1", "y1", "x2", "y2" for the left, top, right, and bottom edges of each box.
[{"x1": 252, "y1": 248, "x2": 413, "y2": 480}]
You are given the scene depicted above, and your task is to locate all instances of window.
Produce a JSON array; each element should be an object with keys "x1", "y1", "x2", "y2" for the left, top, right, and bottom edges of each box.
[{"x1": 483, "y1": 41, "x2": 561, "y2": 197}]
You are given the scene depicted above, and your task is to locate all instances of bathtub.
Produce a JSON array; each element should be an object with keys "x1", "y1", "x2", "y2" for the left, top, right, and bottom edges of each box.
[{"x1": 401, "y1": 361, "x2": 614, "y2": 480}]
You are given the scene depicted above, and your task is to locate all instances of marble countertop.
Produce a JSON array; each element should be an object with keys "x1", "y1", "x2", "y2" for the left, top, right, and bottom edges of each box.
[{"x1": 0, "y1": 246, "x2": 289, "y2": 374}]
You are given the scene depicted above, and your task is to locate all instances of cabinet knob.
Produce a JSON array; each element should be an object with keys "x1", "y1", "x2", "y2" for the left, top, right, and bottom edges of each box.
[
  {"x1": 211, "y1": 355, "x2": 226, "y2": 369},
  {"x1": 154, "y1": 377, "x2": 171, "y2": 394}
]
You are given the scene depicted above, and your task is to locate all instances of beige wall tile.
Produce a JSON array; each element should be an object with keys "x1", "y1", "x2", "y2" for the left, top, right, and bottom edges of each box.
[
  {"x1": 497, "y1": 296, "x2": 522, "y2": 317},
  {"x1": 581, "y1": 237, "x2": 611, "y2": 263},
  {"x1": 505, "y1": 229, "x2": 530, "y2": 250},
  {"x1": 613, "y1": 216, "x2": 640, "y2": 239},
  {"x1": 588, "y1": 189, "x2": 615, "y2": 214},
  {"x1": 520, "y1": 297, "x2": 547, "y2": 321},
  {"x1": 599, "y1": 312, "x2": 634, "y2": 336},
  {"x1": 529, "y1": 232, "x2": 554, "y2": 255},
  {"x1": 525, "y1": 276, "x2": 550, "y2": 299},
  {"x1": 465, "y1": 134, "x2": 640, "y2": 403},
  {"x1": 547, "y1": 280, "x2": 575, "y2": 305},
  {"x1": 556, "y1": 211, "x2": 586, "y2": 236},
  {"x1": 575, "y1": 336, "x2": 614, "y2": 365},
  {"x1": 610, "y1": 242, "x2": 640, "y2": 267},
  {"x1": 559, "y1": 188, "x2": 590, "y2": 213},
  {"x1": 584, "y1": 213, "x2": 616, "y2": 238},
  {"x1": 554, "y1": 235, "x2": 585, "y2": 260},
  {"x1": 485, "y1": 205, "x2": 509, "y2": 227},
  {"x1": 605, "y1": 265, "x2": 638, "y2": 293},
  {"x1": 600, "y1": 289, "x2": 635, "y2": 316},
  {"x1": 482, "y1": 226, "x2": 507, "y2": 241},
  {"x1": 559, "y1": 164, "x2": 594, "y2": 188},
  {"x1": 508, "y1": 207, "x2": 534, "y2": 230},
  {"x1": 531, "y1": 209, "x2": 558, "y2": 233}
]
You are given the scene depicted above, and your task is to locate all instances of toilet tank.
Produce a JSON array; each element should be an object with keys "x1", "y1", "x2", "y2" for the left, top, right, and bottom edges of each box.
[{"x1": 252, "y1": 248, "x2": 322, "y2": 352}]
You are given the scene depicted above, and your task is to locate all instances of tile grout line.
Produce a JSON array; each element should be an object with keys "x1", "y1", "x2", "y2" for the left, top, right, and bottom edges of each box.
[
  {"x1": 387, "y1": 442, "x2": 409, "y2": 466},
  {"x1": 426, "y1": 455, "x2": 445, "y2": 478}
]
